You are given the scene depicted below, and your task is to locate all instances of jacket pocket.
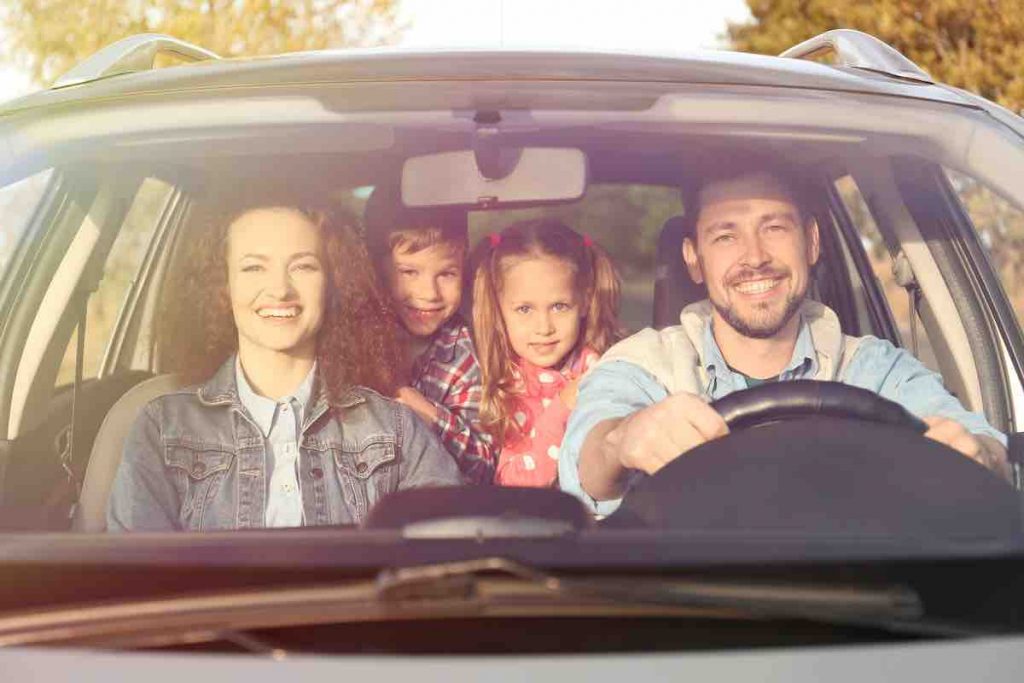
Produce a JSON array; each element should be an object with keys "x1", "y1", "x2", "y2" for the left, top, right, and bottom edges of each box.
[
  {"x1": 163, "y1": 440, "x2": 235, "y2": 530},
  {"x1": 331, "y1": 436, "x2": 398, "y2": 521}
]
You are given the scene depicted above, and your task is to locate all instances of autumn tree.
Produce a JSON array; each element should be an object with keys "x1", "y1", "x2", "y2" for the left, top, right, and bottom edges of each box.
[
  {"x1": 0, "y1": 0, "x2": 405, "y2": 86},
  {"x1": 728, "y1": 0, "x2": 1024, "y2": 113}
]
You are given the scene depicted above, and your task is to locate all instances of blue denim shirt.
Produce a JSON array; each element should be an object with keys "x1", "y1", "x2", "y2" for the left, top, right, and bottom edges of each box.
[
  {"x1": 108, "y1": 356, "x2": 462, "y2": 531},
  {"x1": 560, "y1": 321, "x2": 1007, "y2": 517}
]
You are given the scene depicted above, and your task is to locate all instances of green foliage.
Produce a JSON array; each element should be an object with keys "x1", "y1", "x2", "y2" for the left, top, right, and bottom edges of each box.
[
  {"x1": 1, "y1": 0, "x2": 404, "y2": 86},
  {"x1": 729, "y1": 0, "x2": 1024, "y2": 112}
]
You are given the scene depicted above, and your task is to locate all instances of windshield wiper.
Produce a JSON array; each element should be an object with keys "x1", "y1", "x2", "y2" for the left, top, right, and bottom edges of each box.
[
  {"x1": 0, "y1": 557, "x2": 984, "y2": 648},
  {"x1": 377, "y1": 557, "x2": 978, "y2": 637}
]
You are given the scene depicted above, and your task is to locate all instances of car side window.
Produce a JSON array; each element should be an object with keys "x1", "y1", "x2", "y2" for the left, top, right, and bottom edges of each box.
[
  {"x1": 833, "y1": 175, "x2": 941, "y2": 372},
  {"x1": 55, "y1": 178, "x2": 175, "y2": 385},
  {"x1": 0, "y1": 168, "x2": 54, "y2": 284},
  {"x1": 944, "y1": 169, "x2": 1024, "y2": 329}
]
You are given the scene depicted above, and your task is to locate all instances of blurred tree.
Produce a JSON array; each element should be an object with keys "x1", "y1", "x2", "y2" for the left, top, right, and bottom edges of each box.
[
  {"x1": 728, "y1": 0, "x2": 1024, "y2": 112},
  {"x1": 0, "y1": 0, "x2": 404, "y2": 86}
]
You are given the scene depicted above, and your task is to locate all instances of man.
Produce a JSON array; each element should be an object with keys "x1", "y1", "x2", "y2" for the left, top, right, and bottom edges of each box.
[{"x1": 558, "y1": 165, "x2": 1011, "y2": 516}]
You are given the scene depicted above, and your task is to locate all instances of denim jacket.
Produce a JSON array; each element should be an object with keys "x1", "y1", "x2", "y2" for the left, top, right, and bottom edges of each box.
[{"x1": 108, "y1": 357, "x2": 462, "y2": 531}]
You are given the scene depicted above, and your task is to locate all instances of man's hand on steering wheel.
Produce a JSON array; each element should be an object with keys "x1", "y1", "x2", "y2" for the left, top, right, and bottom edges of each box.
[
  {"x1": 606, "y1": 392, "x2": 729, "y2": 475},
  {"x1": 922, "y1": 416, "x2": 982, "y2": 460},
  {"x1": 922, "y1": 416, "x2": 1012, "y2": 482},
  {"x1": 584, "y1": 382, "x2": 1012, "y2": 507}
]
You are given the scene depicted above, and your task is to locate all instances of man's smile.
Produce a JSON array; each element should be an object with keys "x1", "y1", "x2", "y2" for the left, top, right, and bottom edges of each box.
[{"x1": 732, "y1": 276, "x2": 785, "y2": 297}]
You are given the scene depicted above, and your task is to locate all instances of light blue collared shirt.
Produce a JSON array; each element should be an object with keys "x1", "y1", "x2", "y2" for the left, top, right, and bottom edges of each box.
[
  {"x1": 559, "y1": 322, "x2": 1006, "y2": 517},
  {"x1": 235, "y1": 360, "x2": 316, "y2": 528}
]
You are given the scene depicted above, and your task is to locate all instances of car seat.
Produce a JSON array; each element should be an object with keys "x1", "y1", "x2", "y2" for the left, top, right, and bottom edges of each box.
[
  {"x1": 72, "y1": 374, "x2": 183, "y2": 532},
  {"x1": 652, "y1": 215, "x2": 706, "y2": 329}
]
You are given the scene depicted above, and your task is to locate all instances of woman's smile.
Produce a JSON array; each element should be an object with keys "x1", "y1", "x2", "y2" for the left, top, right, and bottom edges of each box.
[{"x1": 256, "y1": 304, "x2": 302, "y2": 320}]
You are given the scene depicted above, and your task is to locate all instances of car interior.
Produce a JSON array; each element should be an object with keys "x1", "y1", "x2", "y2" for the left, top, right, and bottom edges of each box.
[{"x1": 1, "y1": 82, "x2": 1024, "y2": 533}]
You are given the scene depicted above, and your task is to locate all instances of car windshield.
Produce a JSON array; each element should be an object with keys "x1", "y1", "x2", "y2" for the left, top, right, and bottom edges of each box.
[{"x1": 1, "y1": 56, "x2": 1024, "y2": 598}]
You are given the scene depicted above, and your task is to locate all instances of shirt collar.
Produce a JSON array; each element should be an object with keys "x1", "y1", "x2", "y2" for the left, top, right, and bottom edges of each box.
[
  {"x1": 424, "y1": 314, "x2": 463, "y2": 365},
  {"x1": 702, "y1": 311, "x2": 817, "y2": 379},
  {"x1": 235, "y1": 358, "x2": 317, "y2": 437},
  {"x1": 790, "y1": 315, "x2": 819, "y2": 377},
  {"x1": 412, "y1": 315, "x2": 465, "y2": 379},
  {"x1": 513, "y1": 345, "x2": 593, "y2": 398}
]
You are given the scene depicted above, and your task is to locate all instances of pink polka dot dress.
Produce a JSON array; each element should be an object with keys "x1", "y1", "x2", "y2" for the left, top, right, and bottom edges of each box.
[{"x1": 494, "y1": 347, "x2": 599, "y2": 487}]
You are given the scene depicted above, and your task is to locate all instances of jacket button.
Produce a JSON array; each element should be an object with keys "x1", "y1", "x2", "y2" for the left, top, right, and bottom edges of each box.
[
  {"x1": 356, "y1": 462, "x2": 368, "y2": 474},
  {"x1": 311, "y1": 467, "x2": 324, "y2": 480},
  {"x1": 192, "y1": 463, "x2": 206, "y2": 476}
]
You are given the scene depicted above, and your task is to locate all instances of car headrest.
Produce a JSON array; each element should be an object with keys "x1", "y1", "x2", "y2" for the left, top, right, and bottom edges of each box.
[{"x1": 653, "y1": 215, "x2": 706, "y2": 329}]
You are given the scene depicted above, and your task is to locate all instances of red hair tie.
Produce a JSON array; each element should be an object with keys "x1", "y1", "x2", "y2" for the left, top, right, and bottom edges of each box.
[
  {"x1": 582, "y1": 234, "x2": 594, "y2": 248},
  {"x1": 488, "y1": 232, "x2": 502, "y2": 248}
]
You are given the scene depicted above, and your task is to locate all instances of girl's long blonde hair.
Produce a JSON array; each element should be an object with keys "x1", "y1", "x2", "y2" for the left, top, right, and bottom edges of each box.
[{"x1": 472, "y1": 219, "x2": 621, "y2": 444}]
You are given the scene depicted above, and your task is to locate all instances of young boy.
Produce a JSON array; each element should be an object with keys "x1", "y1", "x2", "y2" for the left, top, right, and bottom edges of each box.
[{"x1": 366, "y1": 195, "x2": 495, "y2": 484}]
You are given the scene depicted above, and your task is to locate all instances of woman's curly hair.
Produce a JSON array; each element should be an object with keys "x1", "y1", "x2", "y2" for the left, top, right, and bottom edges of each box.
[{"x1": 157, "y1": 203, "x2": 402, "y2": 400}]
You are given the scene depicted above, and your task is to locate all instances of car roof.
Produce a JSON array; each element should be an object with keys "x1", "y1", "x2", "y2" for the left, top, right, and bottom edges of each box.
[{"x1": 0, "y1": 45, "x2": 975, "y2": 116}]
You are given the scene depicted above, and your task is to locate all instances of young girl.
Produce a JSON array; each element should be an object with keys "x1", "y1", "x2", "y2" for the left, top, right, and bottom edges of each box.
[{"x1": 472, "y1": 219, "x2": 621, "y2": 487}]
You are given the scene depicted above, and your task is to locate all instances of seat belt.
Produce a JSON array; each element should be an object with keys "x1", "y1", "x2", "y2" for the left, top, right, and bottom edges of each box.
[
  {"x1": 57, "y1": 289, "x2": 88, "y2": 521},
  {"x1": 892, "y1": 250, "x2": 921, "y2": 356}
]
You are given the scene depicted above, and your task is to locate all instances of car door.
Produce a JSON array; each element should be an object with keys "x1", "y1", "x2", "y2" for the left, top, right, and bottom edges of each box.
[{"x1": 0, "y1": 162, "x2": 185, "y2": 530}]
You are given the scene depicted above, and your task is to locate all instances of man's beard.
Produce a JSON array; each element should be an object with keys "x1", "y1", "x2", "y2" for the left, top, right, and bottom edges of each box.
[{"x1": 711, "y1": 277, "x2": 806, "y2": 339}]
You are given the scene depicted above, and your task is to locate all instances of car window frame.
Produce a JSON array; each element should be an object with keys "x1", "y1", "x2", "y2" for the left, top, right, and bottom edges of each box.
[
  {"x1": 0, "y1": 169, "x2": 64, "y2": 345},
  {"x1": 96, "y1": 180, "x2": 188, "y2": 378},
  {"x1": 929, "y1": 162, "x2": 1024, "y2": 433},
  {"x1": 0, "y1": 167, "x2": 156, "y2": 440},
  {"x1": 0, "y1": 171, "x2": 96, "y2": 441},
  {"x1": 825, "y1": 173, "x2": 904, "y2": 342}
]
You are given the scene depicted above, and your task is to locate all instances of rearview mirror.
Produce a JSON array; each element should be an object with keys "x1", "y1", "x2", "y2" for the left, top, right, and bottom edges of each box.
[{"x1": 401, "y1": 147, "x2": 587, "y2": 209}]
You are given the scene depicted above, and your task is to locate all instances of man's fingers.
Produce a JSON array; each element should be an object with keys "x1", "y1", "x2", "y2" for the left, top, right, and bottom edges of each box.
[
  {"x1": 617, "y1": 406, "x2": 703, "y2": 475},
  {"x1": 640, "y1": 430, "x2": 699, "y2": 475},
  {"x1": 923, "y1": 416, "x2": 982, "y2": 459},
  {"x1": 687, "y1": 401, "x2": 730, "y2": 440},
  {"x1": 951, "y1": 433, "x2": 981, "y2": 459},
  {"x1": 923, "y1": 416, "x2": 955, "y2": 439},
  {"x1": 663, "y1": 418, "x2": 706, "y2": 456},
  {"x1": 666, "y1": 393, "x2": 729, "y2": 440},
  {"x1": 616, "y1": 393, "x2": 731, "y2": 476},
  {"x1": 643, "y1": 407, "x2": 723, "y2": 475}
]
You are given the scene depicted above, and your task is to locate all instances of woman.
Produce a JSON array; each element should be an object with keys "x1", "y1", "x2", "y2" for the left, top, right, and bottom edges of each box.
[{"x1": 108, "y1": 203, "x2": 461, "y2": 531}]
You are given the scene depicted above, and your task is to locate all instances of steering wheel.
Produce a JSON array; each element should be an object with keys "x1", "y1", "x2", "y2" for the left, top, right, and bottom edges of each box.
[
  {"x1": 709, "y1": 380, "x2": 928, "y2": 433},
  {"x1": 609, "y1": 381, "x2": 1021, "y2": 540}
]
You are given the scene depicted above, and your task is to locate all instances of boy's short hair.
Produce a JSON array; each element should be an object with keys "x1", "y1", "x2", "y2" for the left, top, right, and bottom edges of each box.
[
  {"x1": 364, "y1": 184, "x2": 469, "y2": 261},
  {"x1": 384, "y1": 223, "x2": 468, "y2": 258}
]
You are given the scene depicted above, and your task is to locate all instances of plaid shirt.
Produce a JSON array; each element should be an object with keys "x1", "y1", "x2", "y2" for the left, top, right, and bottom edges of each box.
[{"x1": 411, "y1": 315, "x2": 495, "y2": 483}]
